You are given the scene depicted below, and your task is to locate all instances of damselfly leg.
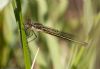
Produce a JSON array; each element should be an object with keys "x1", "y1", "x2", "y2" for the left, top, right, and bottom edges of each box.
[{"x1": 24, "y1": 22, "x2": 37, "y2": 42}]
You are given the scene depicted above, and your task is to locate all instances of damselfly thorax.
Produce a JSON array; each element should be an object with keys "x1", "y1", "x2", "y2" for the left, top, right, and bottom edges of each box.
[{"x1": 25, "y1": 18, "x2": 87, "y2": 45}]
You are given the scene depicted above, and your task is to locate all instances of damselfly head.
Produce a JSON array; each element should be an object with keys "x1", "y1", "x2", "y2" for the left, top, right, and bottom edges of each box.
[
  {"x1": 25, "y1": 18, "x2": 33, "y2": 29},
  {"x1": 25, "y1": 18, "x2": 43, "y2": 30}
]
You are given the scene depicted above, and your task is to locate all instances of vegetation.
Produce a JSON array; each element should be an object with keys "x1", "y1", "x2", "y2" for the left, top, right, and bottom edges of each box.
[{"x1": 0, "y1": 0, "x2": 100, "y2": 69}]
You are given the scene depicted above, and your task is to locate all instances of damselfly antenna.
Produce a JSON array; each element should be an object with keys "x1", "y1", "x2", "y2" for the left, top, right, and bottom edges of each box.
[{"x1": 25, "y1": 18, "x2": 88, "y2": 45}]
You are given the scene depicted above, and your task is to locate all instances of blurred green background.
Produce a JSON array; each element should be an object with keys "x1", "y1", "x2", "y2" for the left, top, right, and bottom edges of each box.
[{"x1": 0, "y1": 0, "x2": 100, "y2": 69}]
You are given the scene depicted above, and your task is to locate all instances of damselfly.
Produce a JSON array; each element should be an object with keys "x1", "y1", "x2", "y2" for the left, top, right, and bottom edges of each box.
[{"x1": 25, "y1": 18, "x2": 87, "y2": 45}]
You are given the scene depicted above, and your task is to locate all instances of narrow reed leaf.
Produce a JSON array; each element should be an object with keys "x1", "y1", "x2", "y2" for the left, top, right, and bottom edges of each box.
[{"x1": 14, "y1": 0, "x2": 31, "y2": 69}]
